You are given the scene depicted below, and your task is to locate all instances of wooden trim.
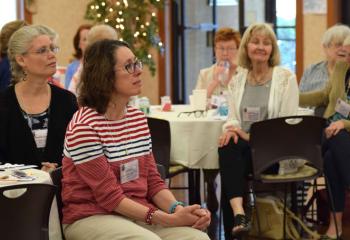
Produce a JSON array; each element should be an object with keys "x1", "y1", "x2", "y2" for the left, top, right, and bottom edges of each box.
[
  {"x1": 295, "y1": 0, "x2": 303, "y2": 82},
  {"x1": 23, "y1": 0, "x2": 32, "y2": 24},
  {"x1": 157, "y1": 0, "x2": 174, "y2": 101},
  {"x1": 158, "y1": 5, "x2": 166, "y2": 99},
  {"x1": 327, "y1": 0, "x2": 341, "y2": 27}
]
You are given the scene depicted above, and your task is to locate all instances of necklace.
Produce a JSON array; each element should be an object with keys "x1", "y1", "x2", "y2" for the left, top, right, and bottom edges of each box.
[
  {"x1": 104, "y1": 107, "x2": 130, "y2": 156},
  {"x1": 248, "y1": 68, "x2": 271, "y2": 86}
]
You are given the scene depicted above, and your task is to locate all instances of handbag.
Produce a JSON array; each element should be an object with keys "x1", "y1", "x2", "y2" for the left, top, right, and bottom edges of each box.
[{"x1": 249, "y1": 196, "x2": 319, "y2": 240}]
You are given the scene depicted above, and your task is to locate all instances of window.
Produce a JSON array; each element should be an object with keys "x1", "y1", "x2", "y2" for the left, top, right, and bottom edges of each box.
[
  {"x1": 0, "y1": 0, "x2": 19, "y2": 29},
  {"x1": 275, "y1": 0, "x2": 296, "y2": 72}
]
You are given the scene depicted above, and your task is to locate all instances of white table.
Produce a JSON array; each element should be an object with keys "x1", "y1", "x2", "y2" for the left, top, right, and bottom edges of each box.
[
  {"x1": 0, "y1": 168, "x2": 62, "y2": 240},
  {"x1": 149, "y1": 105, "x2": 226, "y2": 169}
]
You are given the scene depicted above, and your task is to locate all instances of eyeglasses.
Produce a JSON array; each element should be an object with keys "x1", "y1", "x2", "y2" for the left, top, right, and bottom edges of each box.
[
  {"x1": 25, "y1": 45, "x2": 59, "y2": 56},
  {"x1": 124, "y1": 59, "x2": 143, "y2": 74},
  {"x1": 328, "y1": 42, "x2": 342, "y2": 48},
  {"x1": 177, "y1": 110, "x2": 207, "y2": 118},
  {"x1": 215, "y1": 47, "x2": 237, "y2": 53}
]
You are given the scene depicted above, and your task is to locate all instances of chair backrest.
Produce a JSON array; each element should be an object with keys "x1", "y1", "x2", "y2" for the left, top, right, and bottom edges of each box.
[
  {"x1": 250, "y1": 115, "x2": 327, "y2": 181},
  {"x1": 147, "y1": 117, "x2": 171, "y2": 177},
  {"x1": 50, "y1": 167, "x2": 63, "y2": 225},
  {"x1": 0, "y1": 183, "x2": 56, "y2": 240},
  {"x1": 156, "y1": 163, "x2": 166, "y2": 180}
]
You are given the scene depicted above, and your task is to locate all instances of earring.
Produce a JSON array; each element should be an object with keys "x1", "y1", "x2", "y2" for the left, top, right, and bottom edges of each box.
[{"x1": 22, "y1": 69, "x2": 27, "y2": 81}]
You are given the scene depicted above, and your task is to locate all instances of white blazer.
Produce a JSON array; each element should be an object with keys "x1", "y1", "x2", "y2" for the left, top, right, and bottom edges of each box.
[{"x1": 223, "y1": 66, "x2": 299, "y2": 131}]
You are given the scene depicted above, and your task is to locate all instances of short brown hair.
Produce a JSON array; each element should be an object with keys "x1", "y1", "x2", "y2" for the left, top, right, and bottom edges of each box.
[
  {"x1": 78, "y1": 39, "x2": 129, "y2": 114},
  {"x1": 0, "y1": 20, "x2": 27, "y2": 57},
  {"x1": 238, "y1": 23, "x2": 280, "y2": 69},
  {"x1": 214, "y1": 27, "x2": 241, "y2": 47},
  {"x1": 73, "y1": 24, "x2": 93, "y2": 59}
]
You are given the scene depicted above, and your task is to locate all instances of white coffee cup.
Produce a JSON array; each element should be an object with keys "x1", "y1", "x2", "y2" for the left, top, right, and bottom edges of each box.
[{"x1": 192, "y1": 89, "x2": 207, "y2": 111}]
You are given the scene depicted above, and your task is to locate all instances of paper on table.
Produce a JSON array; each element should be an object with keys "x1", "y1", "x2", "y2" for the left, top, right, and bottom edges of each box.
[
  {"x1": 0, "y1": 164, "x2": 38, "y2": 170},
  {"x1": 0, "y1": 175, "x2": 36, "y2": 182}
]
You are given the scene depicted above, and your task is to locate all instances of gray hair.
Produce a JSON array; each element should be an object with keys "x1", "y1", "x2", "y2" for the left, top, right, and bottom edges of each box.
[
  {"x1": 7, "y1": 24, "x2": 57, "y2": 84},
  {"x1": 343, "y1": 35, "x2": 350, "y2": 46},
  {"x1": 86, "y1": 24, "x2": 118, "y2": 46},
  {"x1": 238, "y1": 22, "x2": 280, "y2": 69},
  {"x1": 321, "y1": 24, "x2": 350, "y2": 47}
]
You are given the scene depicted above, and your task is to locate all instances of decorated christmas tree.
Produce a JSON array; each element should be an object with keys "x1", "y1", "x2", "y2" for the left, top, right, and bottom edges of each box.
[{"x1": 85, "y1": 0, "x2": 164, "y2": 75}]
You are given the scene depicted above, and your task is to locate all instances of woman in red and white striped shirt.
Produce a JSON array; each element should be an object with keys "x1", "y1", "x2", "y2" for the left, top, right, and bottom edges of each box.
[{"x1": 61, "y1": 39, "x2": 210, "y2": 240}]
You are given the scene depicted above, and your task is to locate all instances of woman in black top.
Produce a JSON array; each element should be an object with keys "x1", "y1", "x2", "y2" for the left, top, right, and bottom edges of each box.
[{"x1": 0, "y1": 24, "x2": 77, "y2": 171}]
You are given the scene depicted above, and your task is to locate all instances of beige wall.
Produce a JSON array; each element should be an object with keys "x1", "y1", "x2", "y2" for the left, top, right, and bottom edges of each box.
[
  {"x1": 31, "y1": 0, "x2": 159, "y2": 104},
  {"x1": 303, "y1": 14, "x2": 327, "y2": 69},
  {"x1": 32, "y1": 0, "x2": 91, "y2": 66}
]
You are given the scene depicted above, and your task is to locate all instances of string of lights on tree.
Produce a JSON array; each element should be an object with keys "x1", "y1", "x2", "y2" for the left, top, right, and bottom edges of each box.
[{"x1": 85, "y1": 0, "x2": 164, "y2": 75}]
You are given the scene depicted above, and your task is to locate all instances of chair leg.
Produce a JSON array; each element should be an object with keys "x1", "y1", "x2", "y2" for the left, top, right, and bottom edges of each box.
[
  {"x1": 218, "y1": 206, "x2": 222, "y2": 240},
  {"x1": 248, "y1": 181, "x2": 261, "y2": 238},
  {"x1": 283, "y1": 184, "x2": 288, "y2": 240},
  {"x1": 168, "y1": 178, "x2": 172, "y2": 188},
  {"x1": 324, "y1": 175, "x2": 341, "y2": 240}
]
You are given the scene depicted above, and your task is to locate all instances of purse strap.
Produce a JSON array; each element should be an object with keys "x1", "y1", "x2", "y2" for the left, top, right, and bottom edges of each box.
[{"x1": 275, "y1": 200, "x2": 320, "y2": 239}]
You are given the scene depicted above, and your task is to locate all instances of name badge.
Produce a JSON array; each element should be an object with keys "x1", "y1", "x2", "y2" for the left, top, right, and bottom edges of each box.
[
  {"x1": 335, "y1": 98, "x2": 350, "y2": 118},
  {"x1": 243, "y1": 107, "x2": 260, "y2": 122},
  {"x1": 32, "y1": 129, "x2": 48, "y2": 148},
  {"x1": 120, "y1": 159, "x2": 139, "y2": 184}
]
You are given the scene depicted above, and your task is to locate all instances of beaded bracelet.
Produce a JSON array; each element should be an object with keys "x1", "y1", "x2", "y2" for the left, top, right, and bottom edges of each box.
[
  {"x1": 145, "y1": 207, "x2": 157, "y2": 225},
  {"x1": 169, "y1": 201, "x2": 185, "y2": 214}
]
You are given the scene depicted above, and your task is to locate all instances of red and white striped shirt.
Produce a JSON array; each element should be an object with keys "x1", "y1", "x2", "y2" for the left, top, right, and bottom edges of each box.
[{"x1": 61, "y1": 106, "x2": 167, "y2": 224}]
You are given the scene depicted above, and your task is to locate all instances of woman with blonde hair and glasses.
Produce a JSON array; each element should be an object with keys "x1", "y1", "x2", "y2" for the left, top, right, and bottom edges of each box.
[
  {"x1": 0, "y1": 25, "x2": 78, "y2": 171},
  {"x1": 61, "y1": 39, "x2": 210, "y2": 240},
  {"x1": 218, "y1": 23, "x2": 298, "y2": 239}
]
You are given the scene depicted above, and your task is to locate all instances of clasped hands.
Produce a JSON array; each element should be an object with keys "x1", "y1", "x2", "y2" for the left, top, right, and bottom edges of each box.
[
  {"x1": 218, "y1": 125, "x2": 249, "y2": 147},
  {"x1": 172, "y1": 204, "x2": 211, "y2": 230},
  {"x1": 41, "y1": 162, "x2": 58, "y2": 172}
]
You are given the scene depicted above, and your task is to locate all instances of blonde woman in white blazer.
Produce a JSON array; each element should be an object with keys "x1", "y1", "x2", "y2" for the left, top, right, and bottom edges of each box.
[{"x1": 217, "y1": 23, "x2": 299, "y2": 239}]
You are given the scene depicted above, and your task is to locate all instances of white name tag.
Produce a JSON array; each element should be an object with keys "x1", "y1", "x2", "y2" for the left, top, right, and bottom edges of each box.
[
  {"x1": 32, "y1": 129, "x2": 48, "y2": 148},
  {"x1": 120, "y1": 159, "x2": 139, "y2": 184},
  {"x1": 243, "y1": 107, "x2": 260, "y2": 122},
  {"x1": 335, "y1": 98, "x2": 350, "y2": 118}
]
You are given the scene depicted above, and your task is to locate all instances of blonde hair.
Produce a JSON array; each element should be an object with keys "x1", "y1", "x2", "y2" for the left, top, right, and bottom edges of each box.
[
  {"x1": 238, "y1": 22, "x2": 280, "y2": 69},
  {"x1": 86, "y1": 24, "x2": 118, "y2": 46},
  {"x1": 322, "y1": 24, "x2": 350, "y2": 47},
  {"x1": 7, "y1": 24, "x2": 57, "y2": 84}
]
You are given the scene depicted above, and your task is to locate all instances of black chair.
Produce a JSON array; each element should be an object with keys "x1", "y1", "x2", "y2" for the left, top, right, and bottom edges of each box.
[
  {"x1": 156, "y1": 163, "x2": 166, "y2": 180},
  {"x1": 249, "y1": 115, "x2": 339, "y2": 239},
  {"x1": 0, "y1": 183, "x2": 56, "y2": 240},
  {"x1": 147, "y1": 117, "x2": 201, "y2": 204},
  {"x1": 50, "y1": 167, "x2": 65, "y2": 240}
]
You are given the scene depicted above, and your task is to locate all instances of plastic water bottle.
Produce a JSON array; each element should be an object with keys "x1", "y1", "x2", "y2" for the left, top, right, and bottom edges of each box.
[
  {"x1": 218, "y1": 101, "x2": 228, "y2": 116},
  {"x1": 139, "y1": 97, "x2": 150, "y2": 115},
  {"x1": 217, "y1": 60, "x2": 230, "y2": 84}
]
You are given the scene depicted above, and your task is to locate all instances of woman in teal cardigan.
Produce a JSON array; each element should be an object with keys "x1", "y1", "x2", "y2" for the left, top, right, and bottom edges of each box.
[{"x1": 300, "y1": 36, "x2": 350, "y2": 240}]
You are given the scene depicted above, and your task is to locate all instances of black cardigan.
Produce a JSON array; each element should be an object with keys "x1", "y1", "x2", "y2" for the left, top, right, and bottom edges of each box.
[{"x1": 0, "y1": 84, "x2": 78, "y2": 166}]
